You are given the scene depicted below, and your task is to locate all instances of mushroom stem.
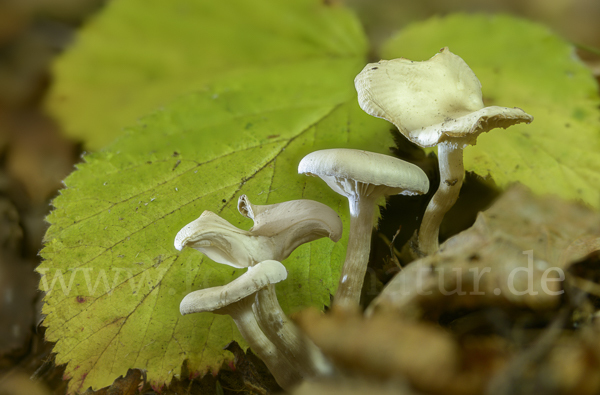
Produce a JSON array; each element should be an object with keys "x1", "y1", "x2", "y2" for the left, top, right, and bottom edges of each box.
[
  {"x1": 222, "y1": 296, "x2": 303, "y2": 391},
  {"x1": 179, "y1": 260, "x2": 302, "y2": 390},
  {"x1": 254, "y1": 284, "x2": 333, "y2": 378},
  {"x1": 333, "y1": 196, "x2": 376, "y2": 308},
  {"x1": 418, "y1": 142, "x2": 465, "y2": 255}
]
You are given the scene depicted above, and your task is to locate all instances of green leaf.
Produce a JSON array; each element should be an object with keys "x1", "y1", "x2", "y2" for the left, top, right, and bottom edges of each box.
[
  {"x1": 47, "y1": 0, "x2": 365, "y2": 150},
  {"x1": 39, "y1": 2, "x2": 394, "y2": 393},
  {"x1": 42, "y1": 8, "x2": 600, "y2": 395},
  {"x1": 382, "y1": 13, "x2": 600, "y2": 209}
]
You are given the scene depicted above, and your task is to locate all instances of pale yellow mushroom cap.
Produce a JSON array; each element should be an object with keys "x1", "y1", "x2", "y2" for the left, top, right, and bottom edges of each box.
[{"x1": 355, "y1": 47, "x2": 533, "y2": 148}]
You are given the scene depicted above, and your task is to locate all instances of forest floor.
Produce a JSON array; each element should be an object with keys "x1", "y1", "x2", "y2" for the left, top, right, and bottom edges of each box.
[{"x1": 0, "y1": 1, "x2": 599, "y2": 394}]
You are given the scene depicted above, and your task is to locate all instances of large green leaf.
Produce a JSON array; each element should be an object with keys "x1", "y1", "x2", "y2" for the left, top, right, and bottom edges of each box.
[
  {"x1": 47, "y1": 0, "x2": 365, "y2": 149},
  {"x1": 38, "y1": 2, "x2": 394, "y2": 393},
  {"x1": 382, "y1": 13, "x2": 600, "y2": 209}
]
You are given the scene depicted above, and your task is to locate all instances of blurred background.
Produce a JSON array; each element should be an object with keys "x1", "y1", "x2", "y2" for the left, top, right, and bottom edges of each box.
[{"x1": 0, "y1": 0, "x2": 598, "y2": 393}]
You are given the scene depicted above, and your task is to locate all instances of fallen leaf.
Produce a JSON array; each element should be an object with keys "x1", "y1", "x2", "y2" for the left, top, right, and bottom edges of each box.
[
  {"x1": 81, "y1": 369, "x2": 144, "y2": 395},
  {"x1": 369, "y1": 185, "x2": 600, "y2": 318},
  {"x1": 291, "y1": 377, "x2": 417, "y2": 395},
  {"x1": 294, "y1": 307, "x2": 459, "y2": 393},
  {"x1": 222, "y1": 341, "x2": 281, "y2": 394}
]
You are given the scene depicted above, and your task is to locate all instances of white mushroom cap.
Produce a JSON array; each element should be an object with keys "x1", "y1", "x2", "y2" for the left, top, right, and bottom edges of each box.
[
  {"x1": 298, "y1": 149, "x2": 429, "y2": 199},
  {"x1": 180, "y1": 260, "x2": 287, "y2": 315},
  {"x1": 355, "y1": 47, "x2": 533, "y2": 148},
  {"x1": 174, "y1": 210, "x2": 266, "y2": 268},
  {"x1": 237, "y1": 195, "x2": 343, "y2": 242}
]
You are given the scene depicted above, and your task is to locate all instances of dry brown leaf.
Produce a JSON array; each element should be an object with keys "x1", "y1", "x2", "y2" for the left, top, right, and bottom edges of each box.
[
  {"x1": 369, "y1": 185, "x2": 600, "y2": 318},
  {"x1": 2, "y1": 112, "x2": 78, "y2": 204},
  {"x1": 159, "y1": 343, "x2": 282, "y2": 395},
  {"x1": 293, "y1": 307, "x2": 520, "y2": 395},
  {"x1": 543, "y1": 329, "x2": 600, "y2": 395},
  {"x1": 292, "y1": 377, "x2": 418, "y2": 395},
  {"x1": 81, "y1": 369, "x2": 143, "y2": 395},
  {"x1": 221, "y1": 341, "x2": 282, "y2": 394},
  {"x1": 294, "y1": 307, "x2": 460, "y2": 393},
  {"x1": 485, "y1": 319, "x2": 600, "y2": 395},
  {"x1": 0, "y1": 372, "x2": 50, "y2": 395}
]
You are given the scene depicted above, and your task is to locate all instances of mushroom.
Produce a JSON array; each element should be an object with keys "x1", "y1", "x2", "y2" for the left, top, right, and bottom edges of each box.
[
  {"x1": 354, "y1": 47, "x2": 533, "y2": 256},
  {"x1": 175, "y1": 198, "x2": 342, "y2": 383},
  {"x1": 180, "y1": 259, "x2": 302, "y2": 390},
  {"x1": 237, "y1": 195, "x2": 343, "y2": 259},
  {"x1": 298, "y1": 149, "x2": 429, "y2": 308},
  {"x1": 174, "y1": 210, "x2": 269, "y2": 268},
  {"x1": 237, "y1": 196, "x2": 338, "y2": 377}
]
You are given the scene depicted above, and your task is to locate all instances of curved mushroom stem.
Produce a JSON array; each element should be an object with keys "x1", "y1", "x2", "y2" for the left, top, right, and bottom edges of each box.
[
  {"x1": 333, "y1": 196, "x2": 376, "y2": 308},
  {"x1": 225, "y1": 296, "x2": 303, "y2": 391},
  {"x1": 254, "y1": 284, "x2": 333, "y2": 379},
  {"x1": 417, "y1": 141, "x2": 464, "y2": 256}
]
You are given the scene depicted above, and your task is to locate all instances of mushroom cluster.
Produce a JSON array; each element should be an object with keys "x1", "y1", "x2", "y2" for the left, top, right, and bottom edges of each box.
[
  {"x1": 175, "y1": 197, "x2": 341, "y2": 390},
  {"x1": 174, "y1": 47, "x2": 532, "y2": 391},
  {"x1": 176, "y1": 151, "x2": 428, "y2": 387}
]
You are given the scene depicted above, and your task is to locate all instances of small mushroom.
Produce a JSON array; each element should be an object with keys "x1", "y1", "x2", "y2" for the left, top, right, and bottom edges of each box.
[
  {"x1": 238, "y1": 196, "x2": 338, "y2": 377},
  {"x1": 354, "y1": 47, "x2": 533, "y2": 256},
  {"x1": 298, "y1": 149, "x2": 429, "y2": 308},
  {"x1": 175, "y1": 198, "x2": 342, "y2": 384},
  {"x1": 180, "y1": 260, "x2": 302, "y2": 390},
  {"x1": 237, "y1": 195, "x2": 343, "y2": 258},
  {"x1": 174, "y1": 210, "x2": 269, "y2": 268}
]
